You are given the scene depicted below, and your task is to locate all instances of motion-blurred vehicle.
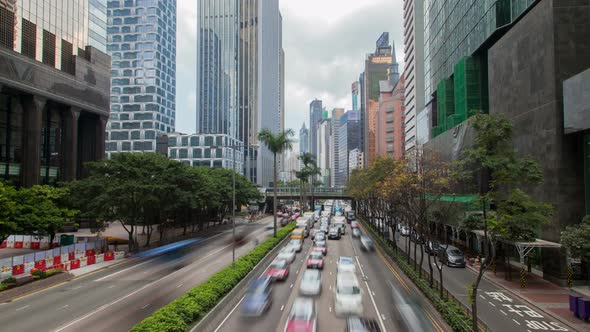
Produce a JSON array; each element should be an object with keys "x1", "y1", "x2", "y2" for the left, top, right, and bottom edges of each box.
[
  {"x1": 296, "y1": 221, "x2": 310, "y2": 238},
  {"x1": 335, "y1": 272, "x2": 363, "y2": 316},
  {"x1": 291, "y1": 229, "x2": 305, "y2": 242},
  {"x1": 278, "y1": 247, "x2": 297, "y2": 263},
  {"x1": 299, "y1": 269, "x2": 322, "y2": 296},
  {"x1": 281, "y1": 217, "x2": 291, "y2": 227},
  {"x1": 266, "y1": 259, "x2": 290, "y2": 281},
  {"x1": 350, "y1": 221, "x2": 360, "y2": 229},
  {"x1": 310, "y1": 229, "x2": 317, "y2": 240},
  {"x1": 352, "y1": 228, "x2": 361, "y2": 238},
  {"x1": 333, "y1": 217, "x2": 346, "y2": 235},
  {"x1": 314, "y1": 231, "x2": 326, "y2": 242},
  {"x1": 320, "y1": 225, "x2": 329, "y2": 234},
  {"x1": 400, "y1": 225, "x2": 411, "y2": 237},
  {"x1": 312, "y1": 240, "x2": 327, "y2": 256},
  {"x1": 285, "y1": 297, "x2": 317, "y2": 332},
  {"x1": 424, "y1": 240, "x2": 441, "y2": 256},
  {"x1": 328, "y1": 227, "x2": 341, "y2": 240},
  {"x1": 359, "y1": 235, "x2": 374, "y2": 252},
  {"x1": 345, "y1": 211, "x2": 357, "y2": 223},
  {"x1": 390, "y1": 284, "x2": 434, "y2": 331},
  {"x1": 241, "y1": 277, "x2": 272, "y2": 317},
  {"x1": 288, "y1": 239, "x2": 303, "y2": 252},
  {"x1": 438, "y1": 245, "x2": 466, "y2": 268},
  {"x1": 345, "y1": 317, "x2": 382, "y2": 332},
  {"x1": 307, "y1": 251, "x2": 325, "y2": 269},
  {"x1": 337, "y1": 256, "x2": 356, "y2": 273}
]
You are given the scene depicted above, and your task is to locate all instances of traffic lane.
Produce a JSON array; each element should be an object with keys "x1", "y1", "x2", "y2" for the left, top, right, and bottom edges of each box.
[
  {"x1": 395, "y1": 235, "x2": 570, "y2": 332},
  {"x1": 215, "y1": 234, "x2": 314, "y2": 332},
  {"x1": 53, "y1": 224, "x2": 278, "y2": 332},
  {"x1": 351, "y1": 233, "x2": 443, "y2": 332}
]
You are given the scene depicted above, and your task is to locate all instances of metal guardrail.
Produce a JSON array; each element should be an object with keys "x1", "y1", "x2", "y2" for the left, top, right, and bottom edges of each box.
[{"x1": 265, "y1": 187, "x2": 350, "y2": 197}]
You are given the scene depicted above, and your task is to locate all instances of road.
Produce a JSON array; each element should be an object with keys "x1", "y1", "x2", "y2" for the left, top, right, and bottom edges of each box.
[
  {"x1": 0, "y1": 218, "x2": 277, "y2": 332},
  {"x1": 396, "y1": 235, "x2": 572, "y2": 332},
  {"x1": 215, "y1": 221, "x2": 448, "y2": 332}
]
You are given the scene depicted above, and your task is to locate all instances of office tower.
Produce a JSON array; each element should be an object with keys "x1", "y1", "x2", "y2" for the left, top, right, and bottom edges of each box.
[
  {"x1": 351, "y1": 81, "x2": 359, "y2": 113},
  {"x1": 105, "y1": 0, "x2": 177, "y2": 158},
  {"x1": 0, "y1": 0, "x2": 110, "y2": 187},
  {"x1": 317, "y1": 118, "x2": 331, "y2": 186},
  {"x1": 338, "y1": 110, "x2": 360, "y2": 187},
  {"x1": 403, "y1": 0, "x2": 425, "y2": 154},
  {"x1": 330, "y1": 108, "x2": 344, "y2": 187},
  {"x1": 362, "y1": 32, "x2": 392, "y2": 167},
  {"x1": 309, "y1": 99, "x2": 323, "y2": 159},
  {"x1": 299, "y1": 123, "x2": 309, "y2": 156},
  {"x1": 197, "y1": 0, "x2": 281, "y2": 186}
]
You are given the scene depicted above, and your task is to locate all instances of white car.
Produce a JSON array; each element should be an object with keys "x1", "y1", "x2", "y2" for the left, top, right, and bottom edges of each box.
[
  {"x1": 337, "y1": 256, "x2": 356, "y2": 273},
  {"x1": 334, "y1": 272, "x2": 363, "y2": 316},
  {"x1": 400, "y1": 225, "x2": 411, "y2": 237},
  {"x1": 278, "y1": 247, "x2": 296, "y2": 263},
  {"x1": 288, "y1": 239, "x2": 303, "y2": 252},
  {"x1": 299, "y1": 269, "x2": 322, "y2": 296}
]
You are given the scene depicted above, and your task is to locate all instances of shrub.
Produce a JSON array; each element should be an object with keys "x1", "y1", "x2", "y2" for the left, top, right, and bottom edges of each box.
[
  {"x1": 131, "y1": 223, "x2": 296, "y2": 332},
  {"x1": 1, "y1": 277, "x2": 17, "y2": 285},
  {"x1": 45, "y1": 268, "x2": 64, "y2": 278},
  {"x1": 32, "y1": 269, "x2": 46, "y2": 280}
]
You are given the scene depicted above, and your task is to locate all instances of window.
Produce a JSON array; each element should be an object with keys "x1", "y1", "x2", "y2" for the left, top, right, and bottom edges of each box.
[
  {"x1": 42, "y1": 30, "x2": 56, "y2": 67},
  {"x1": 179, "y1": 149, "x2": 188, "y2": 159},
  {"x1": 131, "y1": 131, "x2": 140, "y2": 140},
  {"x1": 181, "y1": 137, "x2": 188, "y2": 146},
  {"x1": 0, "y1": 6, "x2": 15, "y2": 49},
  {"x1": 145, "y1": 131, "x2": 155, "y2": 139},
  {"x1": 21, "y1": 19, "x2": 36, "y2": 59},
  {"x1": 61, "y1": 40, "x2": 74, "y2": 74},
  {"x1": 192, "y1": 149, "x2": 202, "y2": 158},
  {"x1": 190, "y1": 136, "x2": 199, "y2": 146}
]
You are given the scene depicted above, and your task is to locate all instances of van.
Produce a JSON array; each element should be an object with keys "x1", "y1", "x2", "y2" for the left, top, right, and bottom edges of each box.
[
  {"x1": 297, "y1": 216, "x2": 312, "y2": 229},
  {"x1": 334, "y1": 271, "x2": 363, "y2": 316},
  {"x1": 291, "y1": 229, "x2": 304, "y2": 241}
]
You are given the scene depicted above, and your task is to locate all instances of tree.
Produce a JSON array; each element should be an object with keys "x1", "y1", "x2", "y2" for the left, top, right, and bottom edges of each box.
[
  {"x1": 561, "y1": 216, "x2": 590, "y2": 281},
  {"x1": 460, "y1": 114, "x2": 548, "y2": 332},
  {"x1": 258, "y1": 128, "x2": 295, "y2": 237},
  {"x1": 0, "y1": 182, "x2": 18, "y2": 244},
  {"x1": 299, "y1": 153, "x2": 321, "y2": 210}
]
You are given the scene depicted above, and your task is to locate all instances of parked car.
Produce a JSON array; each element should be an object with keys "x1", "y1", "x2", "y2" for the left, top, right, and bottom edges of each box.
[
  {"x1": 280, "y1": 217, "x2": 291, "y2": 227},
  {"x1": 285, "y1": 297, "x2": 317, "y2": 332},
  {"x1": 352, "y1": 228, "x2": 361, "y2": 238},
  {"x1": 266, "y1": 259, "x2": 290, "y2": 281},
  {"x1": 400, "y1": 225, "x2": 411, "y2": 237},
  {"x1": 288, "y1": 239, "x2": 303, "y2": 252},
  {"x1": 241, "y1": 277, "x2": 272, "y2": 317},
  {"x1": 345, "y1": 317, "x2": 382, "y2": 332},
  {"x1": 424, "y1": 240, "x2": 441, "y2": 256},
  {"x1": 312, "y1": 240, "x2": 327, "y2": 256},
  {"x1": 306, "y1": 251, "x2": 325, "y2": 269},
  {"x1": 438, "y1": 245, "x2": 466, "y2": 268},
  {"x1": 359, "y1": 235, "x2": 374, "y2": 252},
  {"x1": 328, "y1": 227, "x2": 342, "y2": 240},
  {"x1": 410, "y1": 231, "x2": 424, "y2": 244},
  {"x1": 335, "y1": 272, "x2": 363, "y2": 316},
  {"x1": 299, "y1": 269, "x2": 322, "y2": 296},
  {"x1": 278, "y1": 247, "x2": 297, "y2": 263},
  {"x1": 337, "y1": 256, "x2": 356, "y2": 273}
]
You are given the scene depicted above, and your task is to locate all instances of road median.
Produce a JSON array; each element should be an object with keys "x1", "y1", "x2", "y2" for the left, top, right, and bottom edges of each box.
[{"x1": 130, "y1": 222, "x2": 296, "y2": 332}]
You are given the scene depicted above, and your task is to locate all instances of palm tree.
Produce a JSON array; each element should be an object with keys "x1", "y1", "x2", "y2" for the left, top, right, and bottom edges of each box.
[
  {"x1": 299, "y1": 153, "x2": 321, "y2": 211},
  {"x1": 258, "y1": 128, "x2": 295, "y2": 237}
]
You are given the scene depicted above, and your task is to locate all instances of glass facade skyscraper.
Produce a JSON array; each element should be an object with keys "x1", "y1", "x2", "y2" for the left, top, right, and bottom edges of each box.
[{"x1": 105, "y1": 0, "x2": 177, "y2": 157}]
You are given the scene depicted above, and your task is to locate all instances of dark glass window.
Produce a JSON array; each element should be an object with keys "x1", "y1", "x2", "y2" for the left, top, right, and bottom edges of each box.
[
  {"x1": 130, "y1": 131, "x2": 140, "y2": 140},
  {"x1": 42, "y1": 30, "x2": 56, "y2": 67},
  {"x1": 122, "y1": 142, "x2": 131, "y2": 151},
  {"x1": 192, "y1": 149, "x2": 202, "y2": 158},
  {"x1": 190, "y1": 136, "x2": 199, "y2": 146},
  {"x1": 21, "y1": 19, "x2": 36, "y2": 59},
  {"x1": 61, "y1": 39, "x2": 74, "y2": 74},
  {"x1": 40, "y1": 106, "x2": 62, "y2": 184},
  {"x1": 0, "y1": 6, "x2": 15, "y2": 49},
  {"x1": 179, "y1": 149, "x2": 188, "y2": 159},
  {"x1": 213, "y1": 160, "x2": 222, "y2": 168},
  {"x1": 181, "y1": 137, "x2": 188, "y2": 146}
]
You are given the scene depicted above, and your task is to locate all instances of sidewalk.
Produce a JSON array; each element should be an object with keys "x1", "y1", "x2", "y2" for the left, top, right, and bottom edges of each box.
[{"x1": 470, "y1": 263, "x2": 590, "y2": 332}]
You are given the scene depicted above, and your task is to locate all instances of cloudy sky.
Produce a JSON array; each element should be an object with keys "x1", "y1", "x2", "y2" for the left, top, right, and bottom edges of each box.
[{"x1": 175, "y1": 0, "x2": 404, "y2": 138}]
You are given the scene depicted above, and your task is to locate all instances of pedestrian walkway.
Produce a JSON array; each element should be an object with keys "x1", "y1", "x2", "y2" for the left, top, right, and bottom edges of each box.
[{"x1": 473, "y1": 263, "x2": 590, "y2": 331}]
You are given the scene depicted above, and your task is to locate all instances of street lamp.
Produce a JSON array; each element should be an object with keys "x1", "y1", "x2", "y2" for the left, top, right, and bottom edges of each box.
[{"x1": 210, "y1": 143, "x2": 257, "y2": 269}]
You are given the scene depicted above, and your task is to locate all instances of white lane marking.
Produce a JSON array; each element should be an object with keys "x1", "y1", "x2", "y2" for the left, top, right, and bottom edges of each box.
[
  {"x1": 176, "y1": 284, "x2": 183, "y2": 288},
  {"x1": 381, "y1": 314, "x2": 386, "y2": 321},
  {"x1": 108, "y1": 285, "x2": 115, "y2": 289},
  {"x1": 329, "y1": 307, "x2": 332, "y2": 312},
  {"x1": 16, "y1": 305, "x2": 30, "y2": 311},
  {"x1": 296, "y1": 270, "x2": 299, "y2": 274},
  {"x1": 512, "y1": 319, "x2": 521, "y2": 325},
  {"x1": 479, "y1": 295, "x2": 485, "y2": 300},
  {"x1": 489, "y1": 302, "x2": 496, "y2": 307},
  {"x1": 71, "y1": 286, "x2": 82, "y2": 290},
  {"x1": 54, "y1": 244, "x2": 231, "y2": 332},
  {"x1": 59, "y1": 305, "x2": 70, "y2": 310},
  {"x1": 355, "y1": 255, "x2": 387, "y2": 332},
  {"x1": 143, "y1": 271, "x2": 148, "y2": 274},
  {"x1": 289, "y1": 283, "x2": 293, "y2": 289},
  {"x1": 141, "y1": 304, "x2": 150, "y2": 309},
  {"x1": 211, "y1": 296, "x2": 245, "y2": 332},
  {"x1": 500, "y1": 310, "x2": 507, "y2": 316},
  {"x1": 280, "y1": 305, "x2": 285, "y2": 311}
]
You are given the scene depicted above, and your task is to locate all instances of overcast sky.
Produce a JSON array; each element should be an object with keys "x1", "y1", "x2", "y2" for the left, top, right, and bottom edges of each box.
[{"x1": 175, "y1": 0, "x2": 404, "y2": 138}]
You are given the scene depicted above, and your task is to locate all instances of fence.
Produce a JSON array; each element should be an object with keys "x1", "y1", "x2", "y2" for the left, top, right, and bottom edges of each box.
[
  {"x1": 0, "y1": 238, "x2": 109, "y2": 280},
  {"x1": 1, "y1": 235, "x2": 61, "y2": 249}
]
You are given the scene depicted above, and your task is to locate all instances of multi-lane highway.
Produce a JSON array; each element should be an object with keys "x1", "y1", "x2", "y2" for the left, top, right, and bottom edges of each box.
[
  {"x1": 214, "y1": 217, "x2": 448, "y2": 332},
  {"x1": 0, "y1": 218, "x2": 277, "y2": 332}
]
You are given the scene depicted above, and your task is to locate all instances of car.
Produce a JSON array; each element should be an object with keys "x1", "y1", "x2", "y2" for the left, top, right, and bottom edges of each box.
[
  {"x1": 400, "y1": 225, "x2": 411, "y2": 237},
  {"x1": 291, "y1": 229, "x2": 305, "y2": 241},
  {"x1": 314, "y1": 231, "x2": 326, "y2": 242},
  {"x1": 266, "y1": 259, "x2": 290, "y2": 281},
  {"x1": 310, "y1": 229, "x2": 317, "y2": 240},
  {"x1": 424, "y1": 240, "x2": 441, "y2": 256},
  {"x1": 335, "y1": 272, "x2": 363, "y2": 316},
  {"x1": 345, "y1": 317, "x2": 382, "y2": 332},
  {"x1": 390, "y1": 284, "x2": 432, "y2": 330},
  {"x1": 285, "y1": 297, "x2": 317, "y2": 332},
  {"x1": 328, "y1": 227, "x2": 341, "y2": 240},
  {"x1": 241, "y1": 277, "x2": 272, "y2": 317},
  {"x1": 360, "y1": 235, "x2": 374, "y2": 251},
  {"x1": 278, "y1": 247, "x2": 296, "y2": 263},
  {"x1": 280, "y1": 217, "x2": 291, "y2": 227},
  {"x1": 288, "y1": 239, "x2": 303, "y2": 252},
  {"x1": 337, "y1": 256, "x2": 356, "y2": 273},
  {"x1": 306, "y1": 251, "x2": 325, "y2": 269},
  {"x1": 438, "y1": 245, "x2": 466, "y2": 268},
  {"x1": 312, "y1": 240, "x2": 327, "y2": 256},
  {"x1": 352, "y1": 228, "x2": 361, "y2": 238},
  {"x1": 410, "y1": 231, "x2": 424, "y2": 244},
  {"x1": 320, "y1": 225, "x2": 329, "y2": 234},
  {"x1": 350, "y1": 221, "x2": 360, "y2": 229},
  {"x1": 299, "y1": 269, "x2": 322, "y2": 296}
]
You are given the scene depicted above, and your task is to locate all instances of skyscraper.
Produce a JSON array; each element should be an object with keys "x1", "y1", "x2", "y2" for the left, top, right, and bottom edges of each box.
[
  {"x1": 105, "y1": 0, "x2": 177, "y2": 158},
  {"x1": 351, "y1": 81, "x2": 359, "y2": 113},
  {"x1": 330, "y1": 108, "x2": 344, "y2": 188},
  {"x1": 0, "y1": 0, "x2": 110, "y2": 186},
  {"x1": 309, "y1": 99, "x2": 323, "y2": 158},
  {"x1": 362, "y1": 32, "x2": 393, "y2": 167},
  {"x1": 299, "y1": 123, "x2": 309, "y2": 156},
  {"x1": 337, "y1": 111, "x2": 360, "y2": 187},
  {"x1": 403, "y1": 0, "x2": 425, "y2": 154},
  {"x1": 197, "y1": 0, "x2": 282, "y2": 186}
]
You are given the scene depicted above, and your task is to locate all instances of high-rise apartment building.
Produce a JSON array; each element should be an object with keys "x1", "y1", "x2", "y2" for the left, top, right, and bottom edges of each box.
[
  {"x1": 330, "y1": 108, "x2": 344, "y2": 187},
  {"x1": 403, "y1": 0, "x2": 425, "y2": 154},
  {"x1": 309, "y1": 99, "x2": 323, "y2": 158},
  {"x1": 105, "y1": 0, "x2": 177, "y2": 158},
  {"x1": 0, "y1": 0, "x2": 111, "y2": 187},
  {"x1": 376, "y1": 67, "x2": 405, "y2": 160},
  {"x1": 316, "y1": 118, "x2": 331, "y2": 186},
  {"x1": 362, "y1": 32, "x2": 392, "y2": 167},
  {"x1": 197, "y1": 0, "x2": 282, "y2": 186}
]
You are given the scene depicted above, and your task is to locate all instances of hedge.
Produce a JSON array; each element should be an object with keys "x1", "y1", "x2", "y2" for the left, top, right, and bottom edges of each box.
[
  {"x1": 361, "y1": 219, "x2": 474, "y2": 332},
  {"x1": 131, "y1": 223, "x2": 296, "y2": 332}
]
